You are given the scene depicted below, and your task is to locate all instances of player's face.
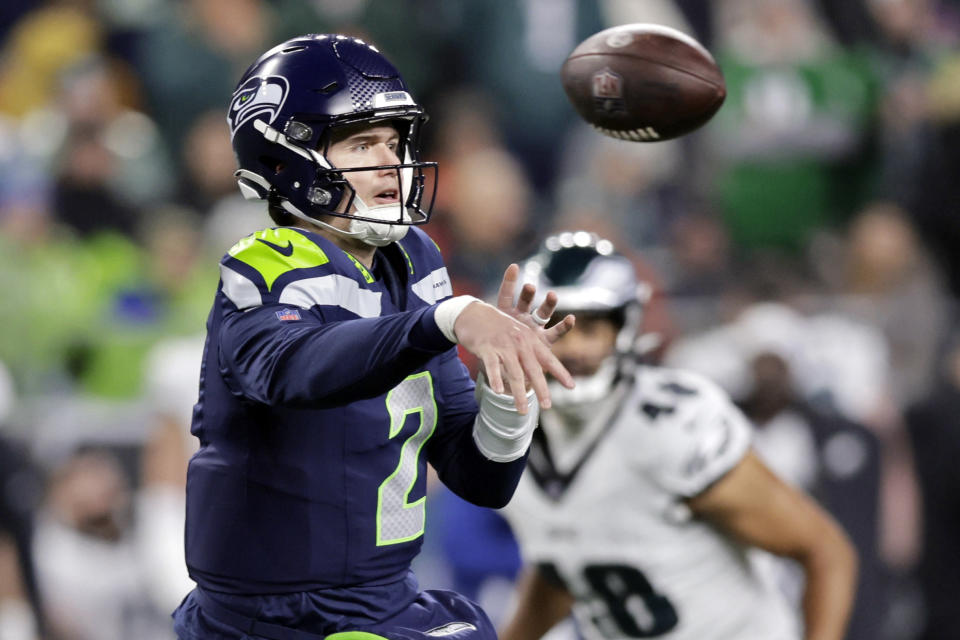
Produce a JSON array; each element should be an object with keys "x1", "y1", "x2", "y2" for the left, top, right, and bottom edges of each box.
[
  {"x1": 326, "y1": 124, "x2": 402, "y2": 213},
  {"x1": 551, "y1": 313, "x2": 619, "y2": 378}
]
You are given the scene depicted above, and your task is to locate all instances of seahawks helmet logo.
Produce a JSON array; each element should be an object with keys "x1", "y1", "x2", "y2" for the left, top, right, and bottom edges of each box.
[{"x1": 228, "y1": 75, "x2": 289, "y2": 138}]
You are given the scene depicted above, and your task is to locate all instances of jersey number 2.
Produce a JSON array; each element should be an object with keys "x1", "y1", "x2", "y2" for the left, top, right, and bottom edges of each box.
[{"x1": 376, "y1": 372, "x2": 437, "y2": 546}]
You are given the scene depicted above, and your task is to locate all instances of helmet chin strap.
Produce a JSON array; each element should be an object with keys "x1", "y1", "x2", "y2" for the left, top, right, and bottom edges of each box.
[
  {"x1": 346, "y1": 201, "x2": 410, "y2": 247},
  {"x1": 280, "y1": 198, "x2": 409, "y2": 247}
]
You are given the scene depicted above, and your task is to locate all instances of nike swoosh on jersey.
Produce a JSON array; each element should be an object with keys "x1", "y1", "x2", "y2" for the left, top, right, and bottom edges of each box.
[{"x1": 256, "y1": 238, "x2": 294, "y2": 256}]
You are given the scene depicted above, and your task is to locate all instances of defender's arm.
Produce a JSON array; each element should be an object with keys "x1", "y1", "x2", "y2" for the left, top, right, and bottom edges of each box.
[
  {"x1": 686, "y1": 450, "x2": 858, "y2": 640},
  {"x1": 499, "y1": 565, "x2": 575, "y2": 640}
]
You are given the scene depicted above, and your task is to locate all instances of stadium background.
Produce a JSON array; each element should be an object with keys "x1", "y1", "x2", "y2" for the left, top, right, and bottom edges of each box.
[{"x1": 0, "y1": 1, "x2": 958, "y2": 639}]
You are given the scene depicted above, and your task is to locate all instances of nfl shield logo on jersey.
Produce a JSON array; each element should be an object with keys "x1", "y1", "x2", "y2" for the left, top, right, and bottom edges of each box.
[{"x1": 276, "y1": 308, "x2": 301, "y2": 321}]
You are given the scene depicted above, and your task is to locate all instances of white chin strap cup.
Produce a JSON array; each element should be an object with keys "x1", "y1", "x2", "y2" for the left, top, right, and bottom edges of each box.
[{"x1": 347, "y1": 202, "x2": 411, "y2": 247}]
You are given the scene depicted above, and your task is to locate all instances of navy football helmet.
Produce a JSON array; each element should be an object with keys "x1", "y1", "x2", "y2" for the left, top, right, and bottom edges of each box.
[{"x1": 228, "y1": 34, "x2": 437, "y2": 244}]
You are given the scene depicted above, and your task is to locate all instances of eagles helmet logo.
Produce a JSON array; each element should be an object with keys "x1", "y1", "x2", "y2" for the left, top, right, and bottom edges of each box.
[{"x1": 228, "y1": 75, "x2": 289, "y2": 139}]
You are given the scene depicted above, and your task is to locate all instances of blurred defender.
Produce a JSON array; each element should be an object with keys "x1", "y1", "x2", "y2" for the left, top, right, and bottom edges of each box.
[{"x1": 499, "y1": 232, "x2": 856, "y2": 640}]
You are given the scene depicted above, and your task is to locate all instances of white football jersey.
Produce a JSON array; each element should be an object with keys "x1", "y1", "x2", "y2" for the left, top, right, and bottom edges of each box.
[{"x1": 501, "y1": 365, "x2": 800, "y2": 640}]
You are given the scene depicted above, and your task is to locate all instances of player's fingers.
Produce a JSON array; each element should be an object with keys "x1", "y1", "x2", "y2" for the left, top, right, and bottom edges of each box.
[
  {"x1": 544, "y1": 314, "x2": 576, "y2": 344},
  {"x1": 515, "y1": 283, "x2": 536, "y2": 315},
  {"x1": 496, "y1": 264, "x2": 520, "y2": 312},
  {"x1": 534, "y1": 339, "x2": 575, "y2": 389},
  {"x1": 533, "y1": 290, "x2": 558, "y2": 323},
  {"x1": 500, "y1": 351, "x2": 530, "y2": 415},
  {"x1": 517, "y1": 345, "x2": 552, "y2": 410},
  {"x1": 481, "y1": 353, "x2": 505, "y2": 395}
]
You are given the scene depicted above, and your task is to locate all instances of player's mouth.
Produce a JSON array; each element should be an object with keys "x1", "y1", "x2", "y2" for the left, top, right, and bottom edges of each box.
[{"x1": 372, "y1": 189, "x2": 399, "y2": 205}]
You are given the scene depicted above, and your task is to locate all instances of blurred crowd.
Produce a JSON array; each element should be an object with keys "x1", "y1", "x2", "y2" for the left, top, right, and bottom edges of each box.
[{"x1": 0, "y1": 0, "x2": 959, "y2": 639}]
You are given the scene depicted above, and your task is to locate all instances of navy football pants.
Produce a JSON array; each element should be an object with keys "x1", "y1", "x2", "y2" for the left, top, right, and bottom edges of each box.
[{"x1": 173, "y1": 586, "x2": 497, "y2": 640}]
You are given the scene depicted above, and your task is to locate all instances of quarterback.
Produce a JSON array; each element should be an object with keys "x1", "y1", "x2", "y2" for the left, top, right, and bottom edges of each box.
[
  {"x1": 173, "y1": 35, "x2": 574, "y2": 640},
  {"x1": 499, "y1": 232, "x2": 857, "y2": 640}
]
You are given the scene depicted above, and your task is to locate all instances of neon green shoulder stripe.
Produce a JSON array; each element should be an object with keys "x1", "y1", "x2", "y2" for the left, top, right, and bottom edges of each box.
[{"x1": 228, "y1": 228, "x2": 328, "y2": 291}]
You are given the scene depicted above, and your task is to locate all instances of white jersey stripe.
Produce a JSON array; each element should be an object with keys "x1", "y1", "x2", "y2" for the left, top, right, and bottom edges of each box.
[
  {"x1": 411, "y1": 267, "x2": 453, "y2": 305},
  {"x1": 279, "y1": 274, "x2": 382, "y2": 318},
  {"x1": 220, "y1": 264, "x2": 263, "y2": 310}
]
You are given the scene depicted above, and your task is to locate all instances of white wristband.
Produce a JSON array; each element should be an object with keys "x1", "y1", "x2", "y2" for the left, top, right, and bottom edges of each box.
[
  {"x1": 473, "y1": 373, "x2": 539, "y2": 462},
  {"x1": 434, "y1": 295, "x2": 480, "y2": 343}
]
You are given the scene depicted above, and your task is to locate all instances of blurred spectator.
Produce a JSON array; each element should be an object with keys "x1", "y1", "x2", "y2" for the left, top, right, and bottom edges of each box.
[
  {"x1": 431, "y1": 146, "x2": 538, "y2": 297},
  {"x1": 905, "y1": 332, "x2": 960, "y2": 640},
  {"x1": 664, "y1": 210, "x2": 734, "y2": 300},
  {"x1": 908, "y1": 16, "x2": 960, "y2": 296},
  {"x1": 0, "y1": 1, "x2": 101, "y2": 117},
  {"x1": 451, "y1": 0, "x2": 605, "y2": 193},
  {"x1": 705, "y1": 0, "x2": 882, "y2": 251},
  {"x1": 176, "y1": 108, "x2": 238, "y2": 214},
  {"x1": 427, "y1": 86, "x2": 504, "y2": 163},
  {"x1": 50, "y1": 56, "x2": 173, "y2": 237},
  {"x1": 0, "y1": 203, "x2": 212, "y2": 399},
  {"x1": 554, "y1": 126, "x2": 684, "y2": 248},
  {"x1": 34, "y1": 446, "x2": 172, "y2": 640},
  {"x1": 867, "y1": 0, "x2": 940, "y2": 206},
  {"x1": 0, "y1": 116, "x2": 53, "y2": 246},
  {"x1": 182, "y1": 107, "x2": 270, "y2": 252},
  {"x1": 67, "y1": 208, "x2": 215, "y2": 399},
  {"x1": 822, "y1": 202, "x2": 950, "y2": 407},
  {"x1": 133, "y1": 0, "x2": 304, "y2": 158},
  {"x1": 54, "y1": 123, "x2": 141, "y2": 237},
  {"x1": 134, "y1": 335, "x2": 203, "y2": 618}
]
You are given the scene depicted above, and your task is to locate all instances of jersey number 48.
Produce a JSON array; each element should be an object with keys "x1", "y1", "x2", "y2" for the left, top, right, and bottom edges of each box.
[{"x1": 554, "y1": 562, "x2": 679, "y2": 638}]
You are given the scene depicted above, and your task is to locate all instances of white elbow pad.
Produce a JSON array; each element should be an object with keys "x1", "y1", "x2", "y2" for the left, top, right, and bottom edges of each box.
[{"x1": 473, "y1": 373, "x2": 539, "y2": 462}]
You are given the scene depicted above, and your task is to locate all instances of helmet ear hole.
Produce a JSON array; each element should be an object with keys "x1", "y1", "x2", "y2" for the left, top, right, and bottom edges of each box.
[{"x1": 258, "y1": 156, "x2": 285, "y2": 175}]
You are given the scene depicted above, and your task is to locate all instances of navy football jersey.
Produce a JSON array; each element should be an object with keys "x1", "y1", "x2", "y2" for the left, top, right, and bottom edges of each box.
[{"x1": 184, "y1": 226, "x2": 525, "y2": 594}]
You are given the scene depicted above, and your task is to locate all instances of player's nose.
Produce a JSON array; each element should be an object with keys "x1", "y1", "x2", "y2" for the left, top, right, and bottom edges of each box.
[{"x1": 375, "y1": 143, "x2": 401, "y2": 167}]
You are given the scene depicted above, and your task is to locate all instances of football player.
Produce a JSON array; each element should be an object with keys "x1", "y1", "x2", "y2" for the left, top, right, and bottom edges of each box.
[
  {"x1": 499, "y1": 232, "x2": 857, "y2": 640},
  {"x1": 172, "y1": 35, "x2": 575, "y2": 640}
]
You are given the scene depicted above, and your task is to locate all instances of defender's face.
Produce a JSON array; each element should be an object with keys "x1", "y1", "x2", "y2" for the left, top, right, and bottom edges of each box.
[
  {"x1": 552, "y1": 314, "x2": 619, "y2": 378},
  {"x1": 326, "y1": 125, "x2": 402, "y2": 213}
]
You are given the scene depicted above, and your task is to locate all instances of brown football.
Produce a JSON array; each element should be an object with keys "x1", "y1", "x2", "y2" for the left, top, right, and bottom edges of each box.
[{"x1": 561, "y1": 24, "x2": 726, "y2": 142}]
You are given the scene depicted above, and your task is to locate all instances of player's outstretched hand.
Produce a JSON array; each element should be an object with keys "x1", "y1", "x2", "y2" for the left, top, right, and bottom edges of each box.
[
  {"x1": 495, "y1": 263, "x2": 576, "y2": 344},
  {"x1": 454, "y1": 270, "x2": 574, "y2": 415}
]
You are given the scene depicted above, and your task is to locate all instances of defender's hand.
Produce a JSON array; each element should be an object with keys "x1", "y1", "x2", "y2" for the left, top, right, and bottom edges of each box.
[{"x1": 454, "y1": 300, "x2": 573, "y2": 415}]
